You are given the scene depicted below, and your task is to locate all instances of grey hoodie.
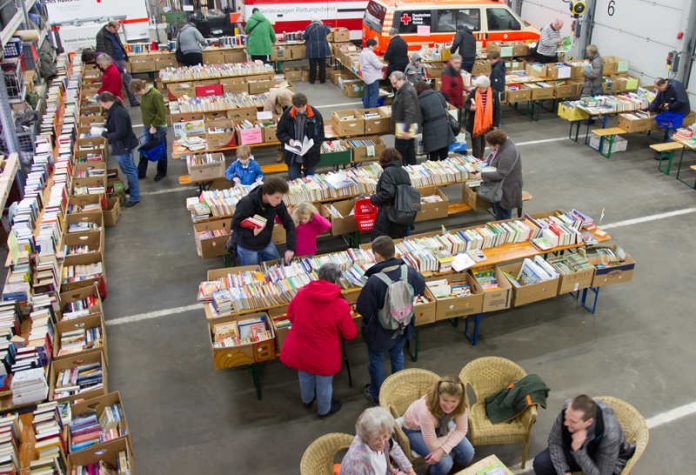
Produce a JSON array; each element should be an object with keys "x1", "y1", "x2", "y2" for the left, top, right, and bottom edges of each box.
[{"x1": 178, "y1": 24, "x2": 206, "y2": 54}]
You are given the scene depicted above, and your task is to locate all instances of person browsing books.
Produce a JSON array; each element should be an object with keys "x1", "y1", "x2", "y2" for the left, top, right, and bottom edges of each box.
[
  {"x1": 371, "y1": 148, "x2": 412, "y2": 240},
  {"x1": 279, "y1": 263, "x2": 357, "y2": 418},
  {"x1": 340, "y1": 407, "x2": 415, "y2": 475},
  {"x1": 415, "y1": 81, "x2": 455, "y2": 162},
  {"x1": 291, "y1": 202, "x2": 331, "y2": 257},
  {"x1": 390, "y1": 72, "x2": 421, "y2": 166},
  {"x1": 402, "y1": 376, "x2": 475, "y2": 475},
  {"x1": 130, "y1": 79, "x2": 168, "y2": 182},
  {"x1": 357, "y1": 236, "x2": 425, "y2": 405},
  {"x1": 359, "y1": 39, "x2": 385, "y2": 108},
  {"x1": 533, "y1": 395, "x2": 636, "y2": 475},
  {"x1": 276, "y1": 93, "x2": 325, "y2": 180},
  {"x1": 96, "y1": 54, "x2": 123, "y2": 102},
  {"x1": 231, "y1": 176, "x2": 295, "y2": 265},
  {"x1": 464, "y1": 76, "x2": 501, "y2": 159},
  {"x1": 469, "y1": 129, "x2": 522, "y2": 220},
  {"x1": 225, "y1": 145, "x2": 263, "y2": 186}
]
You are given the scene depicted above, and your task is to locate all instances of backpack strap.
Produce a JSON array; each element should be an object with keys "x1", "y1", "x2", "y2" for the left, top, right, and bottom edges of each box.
[
  {"x1": 400, "y1": 265, "x2": 408, "y2": 282},
  {"x1": 374, "y1": 265, "x2": 400, "y2": 286}
]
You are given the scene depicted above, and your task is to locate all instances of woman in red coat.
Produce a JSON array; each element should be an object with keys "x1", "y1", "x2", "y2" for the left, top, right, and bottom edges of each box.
[
  {"x1": 96, "y1": 54, "x2": 124, "y2": 101},
  {"x1": 280, "y1": 263, "x2": 358, "y2": 418},
  {"x1": 441, "y1": 54, "x2": 465, "y2": 127}
]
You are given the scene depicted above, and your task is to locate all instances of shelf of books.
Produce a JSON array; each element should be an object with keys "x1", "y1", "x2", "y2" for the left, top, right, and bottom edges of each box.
[
  {"x1": 0, "y1": 56, "x2": 134, "y2": 473},
  {"x1": 196, "y1": 209, "x2": 635, "y2": 370}
]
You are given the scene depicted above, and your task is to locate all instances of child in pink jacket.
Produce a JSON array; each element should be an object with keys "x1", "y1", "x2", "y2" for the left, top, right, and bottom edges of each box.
[{"x1": 292, "y1": 202, "x2": 331, "y2": 257}]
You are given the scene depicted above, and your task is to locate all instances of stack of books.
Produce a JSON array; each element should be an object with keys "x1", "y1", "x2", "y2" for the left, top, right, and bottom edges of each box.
[
  {"x1": 472, "y1": 269, "x2": 501, "y2": 291},
  {"x1": 71, "y1": 451, "x2": 131, "y2": 474},
  {"x1": 53, "y1": 362, "x2": 103, "y2": 399},
  {"x1": 159, "y1": 62, "x2": 274, "y2": 82},
  {"x1": 57, "y1": 327, "x2": 102, "y2": 357},
  {"x1": 62, "y1": 295, "x2": 100, "y2": 321},
  {"x1": 212, "y1": 315, "x2": 273, "y2": 348},
  {"x1": 504, "y1": 257, "x2": 559, "y2": 287},
  {"x1": 170, "y1": 92, "x2": 268, "y2": 114},
  {"x1": 11, "y1": 367, "x2": 49, "y2": 405},
  {"x1": 0, "y1": 414, "x2": 19, "y2": 473},
  {"x1": 32, "y1": 401, "x2": 68, "y2": 474},
  {"x1": 547, "y1": 252, "x2": 594, "y2": 275},
  {"x1": 61, "y1": 263, "x2": 104, "y2": 285}
]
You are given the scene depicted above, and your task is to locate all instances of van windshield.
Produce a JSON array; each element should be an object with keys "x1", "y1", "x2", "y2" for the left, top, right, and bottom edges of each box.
[{"x1": 364, "y1": 1, "x2": 386, "y2": 34}]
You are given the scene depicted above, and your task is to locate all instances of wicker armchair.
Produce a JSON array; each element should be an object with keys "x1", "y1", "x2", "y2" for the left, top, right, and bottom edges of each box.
[
  {"x1": 458, "y1": 357, "x2": 537, "y2": 469},
  {"x1": 300, "y1": 432, "x2": 354, "y2": 475},
  {"x1": 379, "y1": 368, "x2": 440, "y2": 462},
  {"x1": 596, "y1": 396, "x2": 649, "y2": 474}
]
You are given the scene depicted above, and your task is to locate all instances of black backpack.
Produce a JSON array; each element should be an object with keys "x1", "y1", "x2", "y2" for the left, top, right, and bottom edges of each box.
[{"x1": 388, "y1": 182, "x2": 421, "y2": 225}]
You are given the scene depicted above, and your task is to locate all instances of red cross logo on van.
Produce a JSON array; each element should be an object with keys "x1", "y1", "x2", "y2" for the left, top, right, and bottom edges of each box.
[{"x1": 401, "y1": 13, "x2": 411, "y2": 25}]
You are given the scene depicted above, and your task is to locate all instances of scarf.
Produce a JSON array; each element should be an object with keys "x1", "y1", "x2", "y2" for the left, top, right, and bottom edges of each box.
[{"x1": 473, "y1": 87, "x2": 493, "y2": 137}]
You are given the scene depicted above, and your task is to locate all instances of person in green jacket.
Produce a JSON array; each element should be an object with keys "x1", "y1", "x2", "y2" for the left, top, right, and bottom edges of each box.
[
  {"x1": 130, "y1": 79, "x2": 168, "y2": 182},
  {"x1": 246, "y1": 8, "x2": 276, "y2": 63}
]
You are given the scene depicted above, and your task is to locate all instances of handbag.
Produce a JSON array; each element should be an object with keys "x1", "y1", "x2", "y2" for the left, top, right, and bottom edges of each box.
[
  {"x1": 448, "y1": 113, "x2": 461, "y2": 135},
  {"x1": 477, "y1": 149, "x2": 519, "y2": 203}
]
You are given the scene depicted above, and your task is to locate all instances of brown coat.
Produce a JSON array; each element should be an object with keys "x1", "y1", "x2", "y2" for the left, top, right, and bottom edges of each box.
[{"x1": 481, "y1": 139, "x2": 523, "y2": 210}]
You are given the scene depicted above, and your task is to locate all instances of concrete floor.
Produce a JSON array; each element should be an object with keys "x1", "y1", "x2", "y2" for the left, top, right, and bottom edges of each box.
[{"x1": 101, "y1": 80, "x2": 696, "y2": 474}]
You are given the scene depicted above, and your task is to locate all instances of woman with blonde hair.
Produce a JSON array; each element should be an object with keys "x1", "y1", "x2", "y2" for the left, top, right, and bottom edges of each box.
[
  {"x1": 291, "y1": 201, "x2": 331, "y2": 257},
  {"x1": 340, "y1": 406, "x2": 415, "y2": 475},
  {"x1": 401, "y1": 376, "x2": 474, "y2": 474}
]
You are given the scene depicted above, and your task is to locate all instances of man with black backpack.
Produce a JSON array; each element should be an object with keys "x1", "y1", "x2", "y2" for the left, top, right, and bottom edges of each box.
[{"x1": 356, "y1": 236, "x2": 426, "y2": 405}]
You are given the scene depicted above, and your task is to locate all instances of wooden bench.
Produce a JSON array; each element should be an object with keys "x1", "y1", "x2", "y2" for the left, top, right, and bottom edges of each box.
[
  {"x1": 590, "y1": 127, "x2": 626, "y2": 159},
  {"x1": 650, "y1": 142, "x2": 684, "y2": 175}
]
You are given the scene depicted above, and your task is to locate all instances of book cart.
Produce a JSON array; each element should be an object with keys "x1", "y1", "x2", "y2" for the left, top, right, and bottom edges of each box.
[{"x1": 197, "y1": 209, "x2": 635, "y2": 400}]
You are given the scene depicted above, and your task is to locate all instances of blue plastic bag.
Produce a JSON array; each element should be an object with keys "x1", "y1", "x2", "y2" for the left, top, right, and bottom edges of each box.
[
  {"x1": 139, "y1": 140, "x2": 166, "y2": 162},
  {"x1": 655, "y1": 112, "x2": 684, "y2": 130}
]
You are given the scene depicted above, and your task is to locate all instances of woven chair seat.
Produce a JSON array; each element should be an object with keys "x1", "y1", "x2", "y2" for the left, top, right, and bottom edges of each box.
[{"x1": 468, "y1": 402, "x2": 530, "y2": 445}]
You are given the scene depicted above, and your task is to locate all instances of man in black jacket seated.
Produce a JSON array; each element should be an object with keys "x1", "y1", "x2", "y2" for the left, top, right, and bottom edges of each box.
[
  {"x1": 356, "y1": 236, "x2": 425, "y2": 404},
  {"x1": 276, "y1": 93, "x2": 325, "y2": 180},
  {"x1": 231, "y1": 176, "x2": 296, "y2": 266}
]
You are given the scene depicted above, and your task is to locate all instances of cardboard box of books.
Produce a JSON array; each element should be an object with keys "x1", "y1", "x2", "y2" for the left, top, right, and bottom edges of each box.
[
  {"x1": 526, "y1": 83, "x2": 555, "y2": 101},
  {"x1": 582, "y1": 246, "x2": 636, "y2": 287},
  {"x1": 416, "y1": 188, "x2": 449, "y2": 223},
  {"x1": 208, "y1": 313, "x2": 276, "y2": 370},
  {"x1": 472, "y1": 267, "x2": 512, "y2": 312},
  {"x1": 68, "y1": 391, "x2": 132, "y2": 456},
  {"x1": 237, "y1": 121, "x2": 264, "y2": 145},
  {"x1": 342, "y1": 80, "x2": 365, "y2": 98},
  {"x1": 67, "y1": 435, "x2": 133, "y2": 474},
  {"x1": 194, "y1": 218, "x2": 232, "y2": 258},
  {"x1": 351, "y1": 136, "x2": 386, "y2": 163},
  {"x1": 248, "y1": 78, "x2": 273, "y2": 95},
  {"x1": 74, "y1": 161, "x2": 107, "y2": 182},
  {"x1": 68, "y1": 193, "x2": 105, "y2": 218},
  {"x1": 103, "y1": 197, "x2": 121, "y2": 228},
  {"x1": 512, "y1": 43, "x2": 529, "y2": 57},
  {"x1": 427, "y1": 273, "x2": 484, "y2": 321},
  {"x1": 171, "y1": 119, "x2": 206, "y2": 139},
  {"x1": 525, "y1": 63, "x2": 548, "y2": 78},
  {"x1": 498, "y1": 258, "x2": 560, "y2": 307},
  {"x1": 289, "y1": 44, "x2": 306, "y2": 60},
  {"x1": 60, "y1": 284, "x2": 103, "y2": 324},
  {"x1": 363, "y1": 107, "x2": 392, "y2": 135},
  {"x1": 554, "y1": 81, "x2": 580, "y2": 100},
  {"x1": 616, "y1": 112, "x2": 654, "y2": 134},
  {"x1": 54, "y1": 313, "x2": 107, "y2": 362},
  {"x1": 329, "y1": 27, "x2": 350, "y2": 43},
  {"x1": 66, "y1": 213, "x2": 104, "y2": 240},
  {"x1": 64, "y1": 231, "x2": 104, "y2": 266},
  {"x1": 167, "y1": 82, "x2": 196, "y2": 99},
  {"x1": 202, "y1": 49, "x2": 225, "y2": 64},
  {"x1": 413, "y1": 294, "x2": 436, "y2": 326},
  {"x1": 205, "y1": 120, "x2": 238, "y2": 150},
  {"x1": 187, "y1": 152, "x2": 227, "y2": 181},
  {"x1": 269, "y1": 307, "x2": 290, "y2": 351},
  {"x1": 224, "y1": 48, "x2": 247, "y2": 64},
  {"x1": 227, "y1": 107, "x2": 258, "y2": 122},
  {"x1": 602, "y1": 57, "x2": 619, "y2": 76},
  {"x1": 462, "y1": 184, "x2": 490, "y2": 211},
  {"x1": 156, "y1": 54, "x2": 178, "y2": 70},
  {"x1": 260, "y1": 121, "x2": 277, "y2": 143},
  {"x1": 49, "y1": 351, "x2": 108, "y2": 403},
  {"x1": 283, "y1": 68, "x2": 304, "y2": 82},
  {"x1": 331, "y1": 109, "x2": 365, "y2": 137},
  {"x1": 219, "y1": 77, "x2": 249, "y2": 94},
  {"x1": 504, "y1": 86, "x2": 532, "y2": 104},
  {"x1": 325, "y1": 200, "x2": 358, "y2": 236},
  {"x1": 61, "y1": 253, "x2": 106, "y2": 294},
  {"x1": 547, "y1": 252, "x2": 595, "y2": 294}
]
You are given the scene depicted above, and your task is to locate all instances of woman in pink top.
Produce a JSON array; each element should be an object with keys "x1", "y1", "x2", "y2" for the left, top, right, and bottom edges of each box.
[
  {"x1": 292, "y1": 202, "x2": 331, "y2": 256},
  {"x1": 402, "y1": 376, "x2": 474, "y2": 474}
]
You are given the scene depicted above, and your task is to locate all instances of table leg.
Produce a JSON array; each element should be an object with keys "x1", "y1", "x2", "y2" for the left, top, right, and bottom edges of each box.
[
  {"x1": 463, "y1": 313, "x2": 484, "y2": 346},
  {"x1": 601, "y1": 115, "x2": 608, "y2": 129},
  {"x1": 248, "y1": 364, "x2": 263, "y2": 400},
  {"x1": 580, "y1": 287, "x2": 600, "y2": 314}
]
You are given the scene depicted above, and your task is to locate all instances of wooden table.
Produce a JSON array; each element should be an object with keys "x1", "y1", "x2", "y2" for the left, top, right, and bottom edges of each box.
[{"x1": 454, "y1": 455, "x2": 512, "y2": 475}]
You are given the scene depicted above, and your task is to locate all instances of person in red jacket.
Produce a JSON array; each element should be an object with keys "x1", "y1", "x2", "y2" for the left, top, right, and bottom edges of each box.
[
  {"x1": 96, "y1": 54, "x2": 123, "y2": 101},
  {"x1": 441, "y1": 54, "x2": 465, "y2": 128},
  {"x1": 280, "y1": 263, "x2": 358, "y2": 418}
]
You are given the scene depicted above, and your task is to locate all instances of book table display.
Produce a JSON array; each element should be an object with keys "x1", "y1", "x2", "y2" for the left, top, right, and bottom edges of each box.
[
  {"x1": 0, "y1": 57, "x2": 135, "y2": 473},
  {"x1": 196, "y1": 209, "x2": 635, "y2": 399}
]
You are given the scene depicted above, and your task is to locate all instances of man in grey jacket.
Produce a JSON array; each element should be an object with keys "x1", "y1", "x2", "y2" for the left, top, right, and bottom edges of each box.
[
  {"x1": 389, "y1": 71, "x2": 422, "y2": 166},
  {"x1": 533, "y1": 395, "x2": 636, "y2": 475},
  {"x1": 535, "y1": 19, "x2": 563, "y2": 63},
  {"x1": 177, "y1": 23, "x2": 206, "y2": 66},
  {"x1": 581, "y1": 45, "x2": 603, "y2": 96}
]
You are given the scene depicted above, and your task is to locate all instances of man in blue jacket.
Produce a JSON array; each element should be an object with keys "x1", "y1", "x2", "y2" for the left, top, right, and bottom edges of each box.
[
  {"x1": 356, "y1": 235, "x2": 426, "y2": 404},
  {"x1": 650, "y1": 78, "x2": 691, "y2": 115}
]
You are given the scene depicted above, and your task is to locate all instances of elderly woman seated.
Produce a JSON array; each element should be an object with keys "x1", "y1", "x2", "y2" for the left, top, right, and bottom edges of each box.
[{"x1": 340, "y1": 407, "x2": 416, "y2": 475}]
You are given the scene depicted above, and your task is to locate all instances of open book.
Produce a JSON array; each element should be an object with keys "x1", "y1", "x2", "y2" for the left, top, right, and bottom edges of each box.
[{"x1": 284, "y1": 137, "x2": 315, "y2": 156}]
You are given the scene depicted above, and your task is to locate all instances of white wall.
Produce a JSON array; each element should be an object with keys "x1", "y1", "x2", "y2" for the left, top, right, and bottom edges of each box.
[{"x1": 521, "y1": 0, "x2": 695, "y2": 104}]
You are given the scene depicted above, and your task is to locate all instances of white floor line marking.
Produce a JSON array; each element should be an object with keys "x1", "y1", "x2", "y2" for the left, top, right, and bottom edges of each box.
[
  {"x1": 601, "y1": 207, "x2": 696, "y2": 229},
  {"x1": 140, "y1": 186, "x2": 197, "y2": 196},
  {"x1": 314, "y1": 100, "x2": 363, "y2": 109},
  {"x1": 132, "y1": 123, "x2": 144, "y2": 128},
  {"x1": 515, "y1": 136, "x2": 569, "y2": 146},
  {"x1": 513, "y1": 400, "x2": 696, "y2": 473},
  {"x1": 106, "y1": 303, "x2": 203, "y2": 326}
]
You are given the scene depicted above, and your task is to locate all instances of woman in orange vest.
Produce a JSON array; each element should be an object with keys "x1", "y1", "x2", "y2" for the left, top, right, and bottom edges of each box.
[{"x1": 463, "y1": 76, "x2": 500, "y2": 159}]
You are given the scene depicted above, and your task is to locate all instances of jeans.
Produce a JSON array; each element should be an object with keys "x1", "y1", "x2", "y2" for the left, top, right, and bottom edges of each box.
[
  {"x1": 395, "y1": 138, "x2": 416, "y2": 165},
  {"x1": 308, "y1": 58, "x2": 326, "y2": 83},
  {"x1": 533, "y1": 448, "x2": 582, "y2": 475},
  {"x1": 114, "y1": 151, "x2": 140, "y2": 202},
  {"x1": 236, "y1": 241, "x2": 280, "y2": 265},
  {"x1": 362, "y1": 81, "x2": 380, "y2": 109},
  {"x1": 298, "y1": 371, "x2": 333, "y2": 415},
  {"x1": 114, "y1": 60, "x2": 138, "y2": 105},
  {"x1": 471, "y1": 134, "x2": 486, "y2": 159},
  {"x1": 428, "y1": 147, "x2": 449, "y2": 161},
  {"x1": 404, "y1": 428, "x2": 475, "y2": 475},
  {"x1": 492, "y1": 202, "x2": 512, "y2": 220},
  {"x1": 367, "y1": 336, "x2": 405, "y2": 402},
  {"x1": 138, "y1": 127, "x2": 167, "y2": 179},
  {"x1": 287, "y1": 161, "x2": 316, "y2": 180}
]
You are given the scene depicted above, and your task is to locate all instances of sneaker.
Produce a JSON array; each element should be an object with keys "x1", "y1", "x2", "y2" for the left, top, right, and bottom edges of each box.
[
  {"x1": 303, "y1": 397, "x2": 315, "y2": 408},
  {"x1": 318, "y1": 400, "x2": 342, "y2": 418},
  {"x1": 154, "y1": 175, "x2": 166, "y2": 182},
  {"x1": 125, "y1": 200, "x2": 140, "y2": 208},
  {"x1": 363, "y1": 384, "x2": 377, "y2": 405}
]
